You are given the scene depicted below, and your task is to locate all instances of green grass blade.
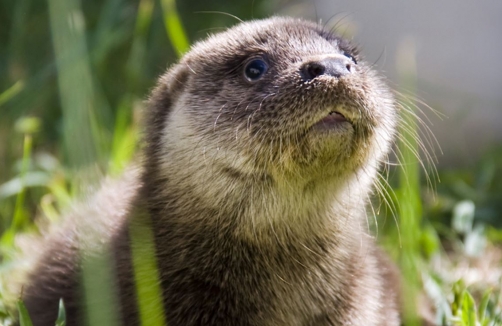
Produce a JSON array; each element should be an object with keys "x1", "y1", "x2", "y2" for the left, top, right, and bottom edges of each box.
[
  {"x1": 129, "y1": 207, "x2": 167, "y2": 326},
  {"x1": 478, "y1": 289, "x2": 492, "y2": 323},
  {"x1": 81, "y1": 248, "x2": 120, "y2": 326},
  {"x1": 1, "y1": 131, "x2": 33, "y2": 246},
  {"x1": 0, "y1": 81, "x2": 25, "y2": 108},
  {"x1": 17, "y1": 301, "x2": 34, "y2": 326},
  {"x1": 47, "y1": 0, "x2": 100, "y2": 170},
  {"x1": 160, "y1": 0, "x2": 190, "y2": 57},
  {"x1": 135, "y1": 0, "x2": 155, "y2": 37},
  {"x1": 55, "y1": 299, "x2": 67, "y2": 326},
  {"x1": 108, "y1": 99, "x2": 138, "y2": 175},
  {"x1": 461, "y1": 291, "x2": 477, "y2": 326},
  {"x1": 126, "y1": 0, "x2": 154, "y2": 89},
  {"x1": 396, "y1": 37, "x2": 422, "y2": 326},
  {"x1": 10, "y1": 134, "x2": 32, "y2": 230}
]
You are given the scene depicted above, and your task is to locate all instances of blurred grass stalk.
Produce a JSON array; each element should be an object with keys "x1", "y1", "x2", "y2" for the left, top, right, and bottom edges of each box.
[
  {"x1": 0, "y1": 125, "x2": 33, "y2": 246},
  {"x1": 48, "y1": 0, "x2": 101, "y2": 171},
  {"x1": 396, "y1": 37, "x2": 423, "y2": 326},
  {"x1": 126, "y1": 1, "x2": 167, "y2": 325},
  {"x1": 108, "y1": 0, "x2": 154, "y2": 175},
  {"x1": 129, "y1": 208, "x2": 167, "y2": 326},
  {"x1": 47, "y1": 0, "x2": 118, "y2": 324},
  {"x1": 160, "y1": 0, "x2": 189, "y2": 57},
  {"x1": 0, "y1": 81, "x2": 25, "y2": 108}
]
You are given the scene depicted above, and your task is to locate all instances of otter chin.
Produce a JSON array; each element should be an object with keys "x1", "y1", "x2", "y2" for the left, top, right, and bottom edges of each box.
[{"x1": 13, "y1": 17, "x2": 402, "y2": 326}]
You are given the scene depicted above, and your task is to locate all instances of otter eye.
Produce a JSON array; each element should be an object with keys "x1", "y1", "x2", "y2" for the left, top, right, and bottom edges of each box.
[
  {"x1": 343, "y1": 52, "x2": 357, "y2": 64},
  {"x1": 244, "y1": 59, "x2": 268, "y2": 82}
]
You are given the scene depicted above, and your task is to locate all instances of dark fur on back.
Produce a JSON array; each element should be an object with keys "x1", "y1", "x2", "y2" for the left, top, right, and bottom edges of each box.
[{"x1": 16, "y1": 17, "x2": 401, "y2": 325}]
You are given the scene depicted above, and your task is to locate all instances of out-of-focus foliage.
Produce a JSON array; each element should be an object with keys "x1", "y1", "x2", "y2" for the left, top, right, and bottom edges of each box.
[{"x1": 0, "y1": 0, "x2": 272, "y2": 182}]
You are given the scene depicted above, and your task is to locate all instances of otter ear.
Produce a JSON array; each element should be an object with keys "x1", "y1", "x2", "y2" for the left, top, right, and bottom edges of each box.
[
  {"x1": 147, "y1": 62, "x2": 190, "y2": 116},
  {"x1": 162, "y1": 62, "x2": 190, "y2": 99},
  {"x1": 145, "y1": 63, "x2": 190, "y2": 157}
]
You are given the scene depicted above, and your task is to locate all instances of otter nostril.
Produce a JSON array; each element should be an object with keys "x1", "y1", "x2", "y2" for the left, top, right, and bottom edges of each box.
[
  {"x1": 305, "y1": 63, "x2": 326, "y2": 80},
  {"x1": 301, "y1": 57, "x2": 353, "y2": 81}
]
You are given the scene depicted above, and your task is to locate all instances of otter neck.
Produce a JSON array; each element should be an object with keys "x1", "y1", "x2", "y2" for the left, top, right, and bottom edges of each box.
[{"x1": 148, "y1": 153, "x2": 374, "y2": 246}]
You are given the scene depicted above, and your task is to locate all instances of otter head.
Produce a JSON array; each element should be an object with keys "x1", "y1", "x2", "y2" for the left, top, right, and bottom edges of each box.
[{"x1": 145, "y1": 17, "x2": 398, "y2": 218}]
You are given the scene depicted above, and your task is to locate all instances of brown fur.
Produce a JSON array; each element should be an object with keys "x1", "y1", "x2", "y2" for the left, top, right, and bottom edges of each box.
[{"x1": 15, "y1": 17, "x2": 401, "y2": 325}]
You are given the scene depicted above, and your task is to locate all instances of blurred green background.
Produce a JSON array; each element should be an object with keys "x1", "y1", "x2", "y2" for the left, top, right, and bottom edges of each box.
[
  {"x1": 0, "y1": 0, "x2": 501, "y2": 325},
  {"x1": 0, "y1": 0, "x2": 274, "y2": 175}
]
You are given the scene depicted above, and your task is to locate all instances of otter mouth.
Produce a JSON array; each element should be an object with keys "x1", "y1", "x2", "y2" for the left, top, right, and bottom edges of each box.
[{"x1": 312, "y1": 111, "x2": 349, "y2": 130}]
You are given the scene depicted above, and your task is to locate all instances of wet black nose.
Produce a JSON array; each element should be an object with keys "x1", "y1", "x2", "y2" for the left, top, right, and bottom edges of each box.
[{"x1": 301, "y1": 57, "x2": 353, "y2": 81}]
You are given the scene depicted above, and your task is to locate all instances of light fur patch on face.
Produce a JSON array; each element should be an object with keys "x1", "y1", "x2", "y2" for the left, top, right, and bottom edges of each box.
[{"x1": 161, "y1": 99, "x2": 349, "y2": 235}]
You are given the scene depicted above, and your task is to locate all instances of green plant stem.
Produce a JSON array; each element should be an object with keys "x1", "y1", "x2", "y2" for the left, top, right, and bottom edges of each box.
[
  {"x1": 1, "y1": 134, "x2": 32, "y2": 245},
  {"x1": 129, "y1": 207, "x2": 167, "y2": 326},
  {"x1": 160, "y1": 0, "x2": 189, "y2": 57},
  {"x1": 47, "y1": 0, "x2": 100, "y2": 170},
  {"x1": 396, "y1": 37, "x2": 422, "y2": 326},
  {"x1": 0, "y1": 81, "x2": 25, "y2": 108}
]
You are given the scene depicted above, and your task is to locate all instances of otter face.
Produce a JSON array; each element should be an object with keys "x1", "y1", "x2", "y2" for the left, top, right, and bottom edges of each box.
[{"x1": 155, "y1": 17, "x2": 397, "y2": 184}]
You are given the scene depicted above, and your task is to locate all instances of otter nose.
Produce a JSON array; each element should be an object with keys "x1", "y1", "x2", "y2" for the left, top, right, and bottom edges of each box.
[{"x1": 301, "y1": 57, "x2": 353, "y2": 81}]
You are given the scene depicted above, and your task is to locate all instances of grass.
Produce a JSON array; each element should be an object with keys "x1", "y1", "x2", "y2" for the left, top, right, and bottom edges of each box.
[{"x1": 0, "y1": 0, "x2": 501, "y2": 325}]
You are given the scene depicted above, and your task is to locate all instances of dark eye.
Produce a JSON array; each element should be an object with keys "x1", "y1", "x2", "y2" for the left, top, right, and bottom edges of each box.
[
  {"x1": 343, "y1": 52, "x2": 357, "y2": 64},
  {"x1": 244, "y1": 58, "x2": 268, "y2": 82}
]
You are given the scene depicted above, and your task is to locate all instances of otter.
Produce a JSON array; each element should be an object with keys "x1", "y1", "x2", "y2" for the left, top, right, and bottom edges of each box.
[{"x1": 15, "y1": 17, "x2": 401, "y2": 325}]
